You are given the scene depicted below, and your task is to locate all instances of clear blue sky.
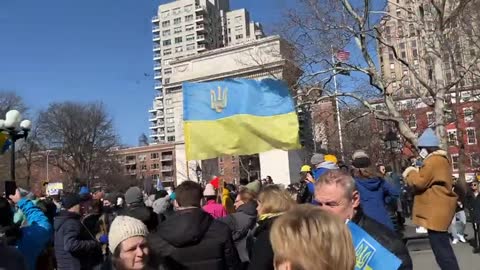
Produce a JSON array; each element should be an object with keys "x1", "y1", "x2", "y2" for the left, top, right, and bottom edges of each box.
[{"x1": 0, "y1": 0, "x2": 292, "y2": 146}]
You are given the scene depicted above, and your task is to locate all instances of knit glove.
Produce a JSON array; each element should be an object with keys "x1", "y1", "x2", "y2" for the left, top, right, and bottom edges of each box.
[
  {"x1": 402, "y1": 166, "x2": 418, "y2": 179},
  {"x1": 99, "y1": 234, "x2": 108, "y2": 244}
]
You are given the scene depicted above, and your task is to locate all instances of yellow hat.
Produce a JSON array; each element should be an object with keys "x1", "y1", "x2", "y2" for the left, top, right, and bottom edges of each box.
[
  {"x1": 301, "y1": 165, "x2": 311, "y2": 172},
  {"x1": 325, "y1": 154, "x2": 338, "y2": 164}
]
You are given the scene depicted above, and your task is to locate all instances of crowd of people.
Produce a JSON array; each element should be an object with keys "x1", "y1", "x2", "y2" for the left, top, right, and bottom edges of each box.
[{"x1": 2, "y1": 129, "x2": 480, "y2": 269}]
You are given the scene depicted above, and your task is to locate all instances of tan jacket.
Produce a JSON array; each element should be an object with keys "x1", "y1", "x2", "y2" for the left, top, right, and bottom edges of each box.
[{"x1": 404, "y1": 150, "x2": 457, "y2": 232}]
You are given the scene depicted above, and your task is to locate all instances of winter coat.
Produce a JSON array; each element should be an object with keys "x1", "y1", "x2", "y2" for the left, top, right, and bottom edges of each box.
[
  {"x1": 15, "y1": 198, "x2": 53, "y2": 270},
  {"x1": 355, "y1": 177, "x2": 399, "y2": 231},
  {"x1": 148, "y1": 207, "x2": 240, "y2": 270},
  {"x1": 120, "y1": 203, "x2": 159, "y2": 232},
  {"x1": 54, "y1": 210, "x2": 103, "y2": 270},
  {"x1": 0, "y1": 243, "x2": 27, "y2": 270},
  {"x1": 467, "y1": 191, "x2": 480, "y2": 223},
  {"x1": 203, "y1": 200, "x2": 228, "y2": 219},
  {"x1": 247, "y1": 215, "x2": 280, "y2": 270},
  {"x1": 403, "y1": 150, "x2": 457, "y2": 231},
  {"x1": 218, "y1": 201, "x2": 258, "y2": 263},
  {"x1": 353, "y1": 209, "x2": 413, "y2": 270}
]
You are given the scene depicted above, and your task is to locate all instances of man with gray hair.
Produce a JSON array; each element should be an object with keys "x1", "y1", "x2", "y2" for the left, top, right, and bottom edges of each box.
[{"x1": 314, "y1": 169, "x2": 412, "y2": 270}]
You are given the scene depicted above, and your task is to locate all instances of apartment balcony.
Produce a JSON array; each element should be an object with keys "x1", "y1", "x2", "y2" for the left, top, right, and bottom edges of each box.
[
  {"x1": 196, "y1": 15, "x2": 205, "y2": 22},
  {"x1": 154, "y1": 63, "x2": 162, "y2": 70},
  {"x1": 155, "y1": 92, "x2": 163, "y2": 100},
  {"x1": 197, "y1": 34, "x2": 206, "y2": 42},
  {"x1": 153, "y1": 44, "x2": 161, "y2": 51},
  {"x1": 153, "y1": 53, "x2": 162, "y2": 60},
  {"x1": 195, "y1": 5, "x2": 205, "y2": 12},
  {"x1": 196, "y1": 24, "x2": 206, "y2": 32},
  {"x1": 154, "y1": 82, "x2": 163, "y2": 90},
  {"x1": 161, "y1": 155, "x2": 173, "y2": 161},
  {"x1": 152, "y1": 15, "x2": 159, "y2": 23},
  {"x1": 161, "y1": 166, "x2": 173, "y2": 172},
  {"x1": 148, "y1": 107, "x2": 157, "y2": 113},
  {"x1": 197, "y1": 44, "x2": 206, "y2": 51},
  {"x1": 154, "y1": 72, "x2": 162, "y2": 80},
  {"x1": 153, "y1": 34, "x2": 160, "y2": 41},
  {"x1": 152, "y1": 26, "x2": 160, "y2": 32}
]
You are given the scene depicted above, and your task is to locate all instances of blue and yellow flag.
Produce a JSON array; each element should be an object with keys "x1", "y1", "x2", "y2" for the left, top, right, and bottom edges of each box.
[
  {"x1": 347, "y1": 221, "x2": 402, "y2": 270},
  {"x1": 0, "y1": 133, "x2": 11, "y2": 154},
  {"x1": 183, "y1": 78, "x2": 301, "y2": 160}
]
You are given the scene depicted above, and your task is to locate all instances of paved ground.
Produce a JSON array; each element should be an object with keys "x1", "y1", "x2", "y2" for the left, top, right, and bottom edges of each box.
[{"x1": 403, "y1": 221, "x2": 480, "y2": 269}]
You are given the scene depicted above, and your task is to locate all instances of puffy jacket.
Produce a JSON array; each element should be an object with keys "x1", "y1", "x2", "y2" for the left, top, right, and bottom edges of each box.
[
  {"x1": 353, "y1": 209, "x2": 413, "y2": 270},
  {"x1": 54, "y1": 210, "x2": 103, "y2": 270},
  {"x1": 16, "y1": 198, "x2": 53, "y2": 270},
  {"x1": 219, "y1": 201, "x2": 257, "y2": 263},
  {"x1": 152, "y1": 196, "x2": 171, "y2": 215},
  {"x1": 355, "y1": 177, "x2": 399, "y2": 231},
  {"x1": 148, "y1": 208, "x2": 240, "y2": 270},
  {"x1": 120, "y1": 203, "x2": 159, "y2": 232},
  {"x1": 203, "y1": 200, "x2": 227, "y2": 219}
]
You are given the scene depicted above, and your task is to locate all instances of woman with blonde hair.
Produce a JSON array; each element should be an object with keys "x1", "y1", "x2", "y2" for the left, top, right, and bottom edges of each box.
[
  {"x1": 247, "y1": 185, "x2": 295, "y2": 270},
  {"x1": 270, "y1": 205, "x2": 355, "y2": 270}
]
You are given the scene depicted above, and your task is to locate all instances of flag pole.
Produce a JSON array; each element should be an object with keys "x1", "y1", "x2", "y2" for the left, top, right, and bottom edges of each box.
[{"x1": 331, "y1": 46, "x2": 345, "y2": 162}]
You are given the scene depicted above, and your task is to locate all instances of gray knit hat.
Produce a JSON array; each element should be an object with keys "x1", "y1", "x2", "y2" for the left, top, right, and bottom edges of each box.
[
  {"x1": 125, "y1": 187, "x2": 143, "y2": 205},
  {"x1": 108, "y1": 216, "x2": 148, "y2": 254},
  {"x1": 310, "y1": 153, "x2": 325, "y2": 165}
]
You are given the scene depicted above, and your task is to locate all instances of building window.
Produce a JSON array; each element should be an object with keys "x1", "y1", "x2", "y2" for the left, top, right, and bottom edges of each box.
[
  {"x1": 152, "y1": 174, "x2": 160, "y2": 179},
  {"x1": 464, "y1": 107, "x2": 474, "y2": 122},
  {"x1": 141, "y1": 164, "x2": 147, "y2": 171},
  {"x1": 447, "y1": 129, "x2": 457, "y2": 144},
  {"x1": 401, "y1": 51, "x2": 406, "y2": 58},
  {"x1": 185, "y1": 15, "x2": 194, "y2": 22},
  {"x1": 172, "y1": 8, "x2": 181, "y2": 15},
  {"x1": 167, "y1": 136, "x2": 175, "y2": 142},
  {"x1": 161, "y1": 11, "x2": 170, "y2": 19},
  {"x1": 166, "y1": 117, "x2": 174, "y2": 123},
  {"x1": 184, "y1": 4, "x2": 193, "y2": 12},
  {"x1": 408, "y1": 114, "x2": 417, "y2": 129},
  {"x1": 390, "y1": 63, "x2": 395, "y2": 70},
  {"x1": 467, "y1": 128, "x2": 477, "y2": 144},
  {"x1": 167, "y1": 127, "x2": 175, "y2": 133},
  {"x1": 163, "y1": 49, "x2": 172, "y2": 56},
  {"x1": 451, "y1": 154, "x2": 459, "y2": 170},
  {"x1": 426, "y1": 112, "x2": 435, "y2": 127},
  {"x1": 471, "y1": 153, "x2": 480, "y2": 168},
  {"x1": 186, "y1": 24, "x2": 194, "y2": 31},
  {"x1": 163, "y1": 39, "x2": 171, "y2": 46},
  {"x1": 175, "y1": 37, "x2": 183, "y2": 43},
  {"x1": 412, "y1": 49, "x2": 418, "y2": 58},
  {"x1": 186, "y1": 43, "x2": 195, "y2": 51},
  {"x1": 174, "y1": 17, "x2": 181, "y2": 25},
  {"x1": 235, "y1": 34, "x2": 243, "y2": 39},
  {"x1": 174, "y1": 27, "x2": 182, "y2": 34},
  {"x1": 175, "y1": 46, "x2": 183, "y2": 52},
  {"x1": 186, "y1": 34, "x2": 195, "y2": 41},
  {"x1": 162, "y1": 30, "x2": 171, "y2": 36},
  {"x1": 161, "y1": 21, "x2": 170, "y2": 27},
  {"x1": 164, "y1": 68, "x2": 172, "y2": 75},
  {"x1": 165, "y1": 98, "x2": 172, "y2": 105},
  {"x1": 151, "y1": 163, "x2": 160, "y2": 169},
  {"x1": 411, "y1": 40, "x2": 417, "y2": 47},
  {"x1": 151, "y1": 153, "x2": 159, "y2": 159},
  {"x1": 166, "y1": 108, "x2": 174, "y2": 114}
]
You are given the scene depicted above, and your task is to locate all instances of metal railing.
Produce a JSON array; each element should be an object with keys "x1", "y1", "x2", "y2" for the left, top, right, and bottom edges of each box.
[
  {"x1": 154, "y1": 53, "x2": 161, "y2": 58},
  {"x1": 153, "y1": 26, "x2": 160, "y2": 31},
  {"x1": 162, "y1": 155, "x2": 173, "y2": 160},
  {"x1": 152, "y1": 15, "x2": 159, "y2": 21}
]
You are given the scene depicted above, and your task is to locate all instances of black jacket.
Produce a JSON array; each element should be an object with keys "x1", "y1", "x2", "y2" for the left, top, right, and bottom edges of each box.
[
  {"x1": 247, "y1": 216, "x2": 279, "y2": 270},
  {"x1": 54, "y1": 210, "x2": 103, "y2": 270},
  {"x1": 120, "y1": 203, "x2": 159, "y2": 232},
  {"x1": 466, "y1": 192, "x2": 480, "y2": 223},
  {"x1": 219, "y1": 201, "x2": 257, "y2": 263},
  {"x1": 148, "y1": 208, "x2": 240, "y2": 270},
  {"x1": 353, "y1": 210, "x2": 413, "y2": 270}
]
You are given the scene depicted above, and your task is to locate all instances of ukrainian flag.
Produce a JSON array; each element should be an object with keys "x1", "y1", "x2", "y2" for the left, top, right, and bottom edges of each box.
[{"x1": 183, "y1": 78, "x2": 301, "y2": 161}]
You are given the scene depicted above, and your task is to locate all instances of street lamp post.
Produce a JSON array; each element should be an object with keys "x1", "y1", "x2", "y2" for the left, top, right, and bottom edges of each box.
[
  {"x1": 195, "y1": 163, "x2": 202, "y2": 184},
  {"x1": 46, "y1": 150, "x2": 52, "y2": 182},
  {"x1": 0, "y1": 110, "x2": 32, "y2": 181},
  {"x1": 384, "y1": 129, "x2": 400, "y2": 173}
]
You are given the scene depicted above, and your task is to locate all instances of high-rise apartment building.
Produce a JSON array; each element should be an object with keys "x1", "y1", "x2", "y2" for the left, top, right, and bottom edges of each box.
[{"x1": 149, "y1": 0, "x2": 264, "y2": 144}]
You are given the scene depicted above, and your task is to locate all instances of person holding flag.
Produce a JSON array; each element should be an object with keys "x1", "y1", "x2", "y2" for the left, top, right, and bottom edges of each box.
[{"x1": 315, "y1": 169, "x2": 412, "y2": 270}]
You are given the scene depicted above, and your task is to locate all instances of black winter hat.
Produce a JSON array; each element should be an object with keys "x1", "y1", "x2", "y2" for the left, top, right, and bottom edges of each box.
[{"x1": 62, "y1": 193, "x2": 82, "y2": 210}]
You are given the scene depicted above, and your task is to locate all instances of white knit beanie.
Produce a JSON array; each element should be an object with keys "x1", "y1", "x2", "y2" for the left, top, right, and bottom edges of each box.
[
  {"x1": 203, "y1": 183, "x2": 216, "y2": 197},
  {"x1": 108, "y1": 216, "x2": 149, "y2": 254}
]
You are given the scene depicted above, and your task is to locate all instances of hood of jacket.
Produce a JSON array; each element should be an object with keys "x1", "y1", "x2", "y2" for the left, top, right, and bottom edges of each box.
[
  {"x1": 355, "y1": 177, "x2": 383, "y2": 191},
  {"x1": 54, "y1": 210, "x2": 80, "y2": 232},
  {"x1": 156, "y1": 208, "x2": 213, "y2": 247},
  {"x1": 236, "y1": 201, "x2": 257, "y2": 216},
  {"x1": 152, "y1": 196, "x2": 171, "y2": 214},
  {"x1": 426, "y1": 150, "x2": 449, "y2": 160}
]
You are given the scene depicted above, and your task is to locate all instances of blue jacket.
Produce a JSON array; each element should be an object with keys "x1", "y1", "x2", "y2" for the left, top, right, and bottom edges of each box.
[
  {"x1": 355, "y1": 177, "x2": 400, "y2": 231},
  {"x1": 16, "y1": 198, "x2": 53, "y2": 270}
]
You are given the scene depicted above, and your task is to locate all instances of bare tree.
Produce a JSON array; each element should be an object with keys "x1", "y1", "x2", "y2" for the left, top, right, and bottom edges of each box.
[
  {"x1": 16, "y1": 120, "x2": 42, "y2": 189},
  {"x1": 0, "y1": 91, "x2": 26, "y2": 117},
  {"x1": 36, "y1": 102, "x2": 119, "y2": 187},
  {"x1": 138, "y1": 133, "x2": 149, "y2": 146}
]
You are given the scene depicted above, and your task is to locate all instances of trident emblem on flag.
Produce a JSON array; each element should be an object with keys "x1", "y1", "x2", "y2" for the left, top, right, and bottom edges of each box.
[{"x1": 210, "y1": 86, "x2": 228, "y2": 113}]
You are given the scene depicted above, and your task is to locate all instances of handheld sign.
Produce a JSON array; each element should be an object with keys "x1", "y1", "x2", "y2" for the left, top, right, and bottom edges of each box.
[
  {"x1": 46, "y1": 182, "x2": 63, "y2": 196},
  {"x1": 347, "y1": 221, "x2": 402, "y2": 270}
]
